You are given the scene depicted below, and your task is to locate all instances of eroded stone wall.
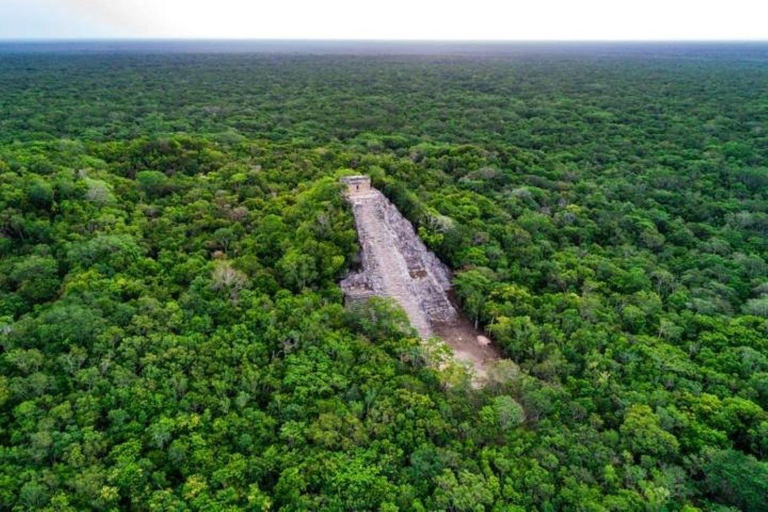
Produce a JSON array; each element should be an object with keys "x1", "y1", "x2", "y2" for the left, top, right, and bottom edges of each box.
[{"x1": 340, "y1": 184, "x2": 457, "y2": 337}]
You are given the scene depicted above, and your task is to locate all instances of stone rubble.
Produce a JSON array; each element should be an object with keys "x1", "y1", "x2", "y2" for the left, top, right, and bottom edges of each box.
[
  {"x1": 340, "y1": 183, "x2": 457, "y2": 338},
  {"x1": 340, "y1": 176, "x2": 504, "y2": 383}
]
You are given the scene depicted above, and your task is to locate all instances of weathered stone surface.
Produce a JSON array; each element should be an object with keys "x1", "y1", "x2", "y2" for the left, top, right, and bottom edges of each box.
[
  {"x1": 340, "y1": 177, "x2": 503, "y2": 384},
  {"x1": 340, "y1": 175, "x2": 372, "y2": 195},
  {"x1": 340, "y1": 182, "x2": 456, "y2": 337}
]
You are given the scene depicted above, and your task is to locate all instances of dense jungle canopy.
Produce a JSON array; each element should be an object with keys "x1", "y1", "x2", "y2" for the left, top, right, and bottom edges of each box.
[{"x1": 0, "y1": 43, "x2": 767, "y2": 510}]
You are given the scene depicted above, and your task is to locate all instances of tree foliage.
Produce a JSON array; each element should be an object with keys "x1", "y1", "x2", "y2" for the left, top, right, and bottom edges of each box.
[{"x1": 0, "y1": 43, "x2": 766, "y2": 510}]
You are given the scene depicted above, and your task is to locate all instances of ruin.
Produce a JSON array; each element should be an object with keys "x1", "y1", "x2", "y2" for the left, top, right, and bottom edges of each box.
[
  {"x1": 340, "y1": 176, "x2": 500, "y2": 378},
  {"x1": 340, "y1": 176, "x2": 456, "y2": 336},
  {"x1": 340, "y1": 175, "x2": 372, "y2": 195}
]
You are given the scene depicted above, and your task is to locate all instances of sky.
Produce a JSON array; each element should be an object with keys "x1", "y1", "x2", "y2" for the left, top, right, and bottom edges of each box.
[{"x1": 0, "y1": 0, "x2": 766, "y2": 40}]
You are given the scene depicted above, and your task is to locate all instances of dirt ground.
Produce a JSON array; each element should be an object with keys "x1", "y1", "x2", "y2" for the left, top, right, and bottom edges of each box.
[{"x1": 433, "y1": 312, "x2": 501, "y2": 380}]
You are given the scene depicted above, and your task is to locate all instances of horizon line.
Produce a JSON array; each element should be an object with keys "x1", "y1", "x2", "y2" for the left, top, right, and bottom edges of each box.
[{"x1": 2, "y1": 37, "x2": 767, "y2": 43}]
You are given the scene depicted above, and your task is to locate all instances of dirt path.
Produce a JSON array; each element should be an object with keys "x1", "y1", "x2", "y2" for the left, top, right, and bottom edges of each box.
[{"x1": 341, "y1": 179, "x2": 502, "y2": 382}]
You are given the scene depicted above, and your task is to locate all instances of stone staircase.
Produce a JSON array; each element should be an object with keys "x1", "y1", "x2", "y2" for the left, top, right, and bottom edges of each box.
[{"x1": 341, "y1": 185, "x2": 457, "y2": 338}]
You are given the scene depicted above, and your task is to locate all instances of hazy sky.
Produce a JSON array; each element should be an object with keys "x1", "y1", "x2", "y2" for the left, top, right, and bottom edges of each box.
[{"x1": 1, "y1": 0, "x2": 766, "y2": 40}]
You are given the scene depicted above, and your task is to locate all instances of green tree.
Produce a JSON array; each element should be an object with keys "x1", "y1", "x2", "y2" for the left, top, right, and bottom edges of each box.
[{"x1": 10, "y1": 255, "x2": 59, "y2": 305}]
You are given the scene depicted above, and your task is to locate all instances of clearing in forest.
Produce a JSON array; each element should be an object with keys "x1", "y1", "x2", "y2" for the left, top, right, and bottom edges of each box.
[{"x1": 340, "y1": 176, "x2": 501, "y2": 380}]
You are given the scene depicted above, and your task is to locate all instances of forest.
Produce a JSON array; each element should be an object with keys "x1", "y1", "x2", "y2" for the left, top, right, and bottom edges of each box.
[{"x1": 0, "y1": 44, "x2": 767, "y2": 510}]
